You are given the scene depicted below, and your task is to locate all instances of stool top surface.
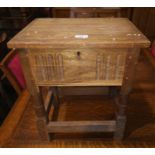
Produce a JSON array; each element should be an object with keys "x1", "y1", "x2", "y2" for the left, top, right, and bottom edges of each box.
[{"x1": 8, "y1": 18, "x2": 150, "y2": 49}]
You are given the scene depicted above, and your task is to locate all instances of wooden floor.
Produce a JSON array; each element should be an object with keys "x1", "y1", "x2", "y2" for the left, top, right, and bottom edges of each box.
[{"x1": 1, "y1": 49, "x2": 155, "y2": 147}]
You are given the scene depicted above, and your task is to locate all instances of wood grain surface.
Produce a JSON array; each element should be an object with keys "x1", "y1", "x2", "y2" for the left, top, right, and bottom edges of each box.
[
  {"x1": 1, "y1": 49, "x2": 155, "y2": 147},
  {"x1": 28, "y1": 48, "x2": 126, "y2": 86},
  {"x1": 7, "y1": 18, "x2": 150, "y2": 49},
  {"x1": 4, "y1": 18, "x2": 151, "y2": 145}
]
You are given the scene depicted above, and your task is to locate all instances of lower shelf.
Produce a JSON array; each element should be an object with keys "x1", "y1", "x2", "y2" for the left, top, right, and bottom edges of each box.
[{"x1": 47, "y1": 120, "x2": 116, "y2": 133}]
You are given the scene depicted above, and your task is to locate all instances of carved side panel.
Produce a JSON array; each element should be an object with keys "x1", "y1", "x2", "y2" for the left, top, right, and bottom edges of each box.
[
  {"x1": 96, "y1": 53, "x2": 126, "y2": 81},
  {"x1": 28, "y1": 49, "x2": 64, "y2": 83}
]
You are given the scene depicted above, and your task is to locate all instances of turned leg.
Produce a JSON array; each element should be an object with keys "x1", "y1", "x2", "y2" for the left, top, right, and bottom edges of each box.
[
  {"x1": 19, "y1": 49, "x2": 50, "y2": 142},
  {"x1": 51, "y1": 87, "x2": 60, "y2": 108},
  {"x1": 109, "y1": 86, "x2": 117, "y2": 98},
  {"x1": 114, "y1": 48, "x2": 140, "y2": 140},
  {"x1": 33, "y1": 86, "x2": 50, "y2": 141},
  {"x1": 114, "y1": 94, "x2": 127, "y2": 140}
]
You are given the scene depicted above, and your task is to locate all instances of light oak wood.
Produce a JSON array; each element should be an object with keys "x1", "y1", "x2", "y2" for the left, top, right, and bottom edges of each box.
[
  {"x1": 114, "y1": 48, "x2": 140, "y2": 140},
  {"x1": 47, "y1": 121, "x2": 116, "y2": 133},
  {"x1": 1, "y1": 50, "x2": 155, "y2": 147},
  {"x1": 28, "y1": 48, "x2": 126, "y2": 86},
  {"x1": 7, "y1": 18, "x2": 150, "y2": 141},
  {"x1": 19, "y1": 49, "x2": 50, "y2": 141},
  {"x1": 7, "y1": 18, "x2": 150, "y2": 49}
]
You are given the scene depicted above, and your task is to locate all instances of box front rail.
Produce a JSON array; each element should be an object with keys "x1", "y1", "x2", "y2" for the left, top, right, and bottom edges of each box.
[{"x1": 27, "y1": 48, "x2": 127, "y2": 86}]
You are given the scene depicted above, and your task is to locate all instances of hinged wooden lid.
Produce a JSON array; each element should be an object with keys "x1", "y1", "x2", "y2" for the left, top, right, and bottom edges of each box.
[{"x1": 8, "y1": 18, "x2": 150, "y2": 49}]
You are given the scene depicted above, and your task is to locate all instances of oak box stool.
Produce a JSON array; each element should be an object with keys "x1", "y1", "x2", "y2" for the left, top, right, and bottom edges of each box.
[{"x1": 7, "y1": 18, "x2": 150, "y2": 141}]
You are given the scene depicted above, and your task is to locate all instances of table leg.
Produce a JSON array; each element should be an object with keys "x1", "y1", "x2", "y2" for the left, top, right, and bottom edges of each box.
[
  {"x1": 33, "y1": 86, "x2": 50, "y2": 141},
  {"x1": 114, "y1": 48, "x2": 140, "y2": 140},
  {"x1": 114, "y1": 94, "x2": 127, "y2": 140},
  {"x1": 19, "y1": 49, "x2": 50, "y2": 141},
  {"x1": 51, "y1": 87, "x2": 60, "y2": 108}
]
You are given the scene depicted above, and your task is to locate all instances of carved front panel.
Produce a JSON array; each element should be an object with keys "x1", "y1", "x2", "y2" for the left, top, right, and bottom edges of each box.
[{"x1": 28, "y1": 49, "x2": 127, "y2": 86}]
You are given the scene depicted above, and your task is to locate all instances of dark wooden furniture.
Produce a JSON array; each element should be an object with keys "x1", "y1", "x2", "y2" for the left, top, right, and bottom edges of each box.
[
  {"x1": 7, "y1": 18, "x2": 150, "y2": 141},
  {"x1": 70, "y1": 8, "x2": 121, "y2": 18},
  {"x1": 52, "y1": 7, "x2": 132, "y2": 18},
  {"x1": 132, "y1": 8, "x2": 155, "y2": 41},
  {"x1": 0, "y1": 8, "x2": 35, "y2": 38},
  {"x1": 0, "y1": 49, "x2": 24, "y2": 125},
  {"x1": 0, "y1": 32, "x2": 14, "y2": 123},
  {"x1": 0, "y1": 90, "x2": 30, "y2": 146},
  {"x1": 0, "y1": 49, "x2": 22, "y2": 95},
  {"x1": 52, "y1": 8, "x2": 71, "y2": 18}
]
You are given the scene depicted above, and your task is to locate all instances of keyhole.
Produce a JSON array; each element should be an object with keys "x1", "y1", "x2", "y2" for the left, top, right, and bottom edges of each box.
[{"x1": 77, "y1": 51, "x2": 81, "y2": 58}]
